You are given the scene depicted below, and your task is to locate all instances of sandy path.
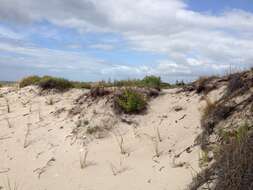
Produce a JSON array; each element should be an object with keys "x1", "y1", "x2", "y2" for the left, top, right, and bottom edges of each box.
[{"x1": 0, "y1": 87, "x2": 203, "y2": 190}]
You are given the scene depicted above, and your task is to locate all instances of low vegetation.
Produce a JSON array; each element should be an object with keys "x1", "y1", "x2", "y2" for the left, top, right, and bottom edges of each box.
[
  {"x1": 97, "y1": 75, "x2": 163, "y2": 90},
  {"x1": 189, "y1": 69, "x2": 253, "y2": 190},
  {"x1": 72, "y1": 81, "x2": 91, "y2": 89},
  {"x1": 38, "y1": 76, "x2": 73, "y2": 91},
  {"x1": 0, "y1": 83, "x2": 2, "y2": 88},
  {"x1": 18, "y1": 75, "x2": 166, "y2": 91},
  {"x1": 19, "y1": 75, "x2": 41, "y2": 88},
  {"x1": 141, "y1": 76, "x2": 161, "y2": 90},
  {"x1": 189, "y1": 123, "x2": 253, "y2": 190},
  {"x1": 114, "y1": 88, "x2": 147, "y2": 113}
]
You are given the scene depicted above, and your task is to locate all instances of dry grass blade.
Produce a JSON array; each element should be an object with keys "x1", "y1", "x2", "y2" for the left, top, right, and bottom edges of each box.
[
  {"x1": 4, "y1": 177, "x2": 20, "y2": 190},
  {"x1": 4, "y1": 97, "x2": 10, "y2": 113},
  {"x1": 109, "y1": 159, "x2": 129, "y2": 176},
  {"x1": 113, "y1": 131, "x2": 127, "y2": 155},
  {"x1": 154, "y1": 126, "x2": 162, "y2": 142},
  {"x1": 23, "y1": 123, "x2": 31, "y2": 148},
  {"x1": 153, "y1": 138, "x2": 161, "y2": 158},
  {"x1": 80, "y1": 149, "x2": 89, "y2": 169},
  {"x1": 33, "y1": 157, "x2": 56, "y2": 178},
  {"x1": 5, "y1": 118, "x2": 12, "y2": 128}
]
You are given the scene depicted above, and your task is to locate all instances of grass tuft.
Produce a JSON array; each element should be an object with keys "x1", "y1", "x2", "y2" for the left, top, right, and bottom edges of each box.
[
  {"x1": 114, "y1": 88, "x2": 147, "y2": 114},
  {"x1": 19, "y1": 75, "x2": 41, "y2": 88},
  {"x1": 38, "y1": 76, "x2": 73, "y2": 91}
]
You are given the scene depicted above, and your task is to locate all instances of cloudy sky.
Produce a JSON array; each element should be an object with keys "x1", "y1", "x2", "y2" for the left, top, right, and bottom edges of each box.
[{"x1": 0, "y1": 0, "x2": 253, "y2": 82}]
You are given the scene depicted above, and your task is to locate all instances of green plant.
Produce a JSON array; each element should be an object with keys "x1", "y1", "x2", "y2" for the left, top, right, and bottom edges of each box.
[
  {"x1": 0, "y1": 83, "x2": 2, "y2": 88},
  {"x1": 115, "y1": 89, "x2": 147, "y2": 113},
  {"x1": 38, "y1": 76, "x2": 73, "y2": 91},
  {"x1": 141, "y1": 75, "x2": 161, "y2": 90},
  {"x1": 86, "y1": 126, "x2": 101, "y2": 134},
  {"x1": 19, "y1": 75, "x2": 41, "y2": 88},
  {"x1": 199, "y1": 150, "x2": 210, "y2": 167},
  {"x1": 72, "y1": 81, "x2": 91, "y2": 89}
]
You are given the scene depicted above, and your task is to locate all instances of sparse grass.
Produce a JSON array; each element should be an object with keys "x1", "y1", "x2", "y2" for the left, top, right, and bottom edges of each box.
[
  {"x1": 109, "y1": 159, "x2": 128, "y2": 176},
  {"x1": 113, "y1": 132, "x2": 127, "y2": 155},
  {"x1": 4, "y1": 177, "x2": 20, "y2": 190},
  {"x1": 90, "y1": 86, "x2": 111, "y2": 98},
  {"x1": 214, "y1": 123, "x2": 253, "y2": 190},
  {"x1": 38, "y1": 76, "x2": 73, "y2": 91},
  {"x1": 86, "y1": 126, "x2": 101, "y2": 135},
  {"x1": 199, "y1": 96, "x2": 235, "y2": 150},
  {"x1": 19, "y1": 75, "x2": 41, "y2": 88},
  {"x1": 189, "y1": 122, "x2": 253, "y2": 190},
  {"x1": 199, "y1": 150, "x2": 210, "y2": 168},
  {"x1": 72, "y1": 81, "x2": 91, "y2": 89},
  {"x1": 114, "y1": 88, "x2": 147, "y2": 113},
  {"x1": 226, "y1": 73, "x2": 244, "y2": 96}
]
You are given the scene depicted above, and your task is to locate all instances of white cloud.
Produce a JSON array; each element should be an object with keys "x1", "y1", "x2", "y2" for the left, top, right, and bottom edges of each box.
[{"x1": 0, "y1": 0, "x2": 253, "y2": 80}]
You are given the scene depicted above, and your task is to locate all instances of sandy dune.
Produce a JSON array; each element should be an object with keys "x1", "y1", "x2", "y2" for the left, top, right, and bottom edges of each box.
[{"x1": 0, "y1": 86, "x2": 205, "y2": 190}]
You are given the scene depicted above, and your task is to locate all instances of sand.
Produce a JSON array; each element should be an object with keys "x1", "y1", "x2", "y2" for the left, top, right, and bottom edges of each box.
[{"x1": 0, "y1": 86, "x2": 205, "y2": 190}]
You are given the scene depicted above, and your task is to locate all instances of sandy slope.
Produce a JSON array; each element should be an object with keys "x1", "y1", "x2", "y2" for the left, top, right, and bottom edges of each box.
[{"x1": 0, "y1": 86, "x2": 204, "y2": 190}]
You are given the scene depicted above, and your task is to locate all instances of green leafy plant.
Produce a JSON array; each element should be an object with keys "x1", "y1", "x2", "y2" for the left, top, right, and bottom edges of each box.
[
  {"x1": 38, "y1": 76, "x2": 73, "y2": 91},
  {"x1": 19, "y1": 75, "x2": 41, "y2": 88},
  {"x1": 141, "y1": 75, "x2": 161, "y2": 90},
  {"x1": 115, "y1": 89, "x2": 147, "y2": 113}
]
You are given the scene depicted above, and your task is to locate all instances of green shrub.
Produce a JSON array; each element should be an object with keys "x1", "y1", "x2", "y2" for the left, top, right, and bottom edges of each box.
[
  {"x1": 141, "y1": 76, "x2": 161, "y2": 90},
  {"x1": 0, "y1": 83, "x2": 2, "y2": 88},
  {"x1": 115, "y1": 89, "x2": 147, "y2": 113},
  {"x1": 38, "y1": 76, "x2": 73, "y2": 91},
  {"x1": 72, "y1": 81, "x2": 91, "y2": 89},
  {"x1": 19, "y1": 75, "x2": 41, "y2": 88}
]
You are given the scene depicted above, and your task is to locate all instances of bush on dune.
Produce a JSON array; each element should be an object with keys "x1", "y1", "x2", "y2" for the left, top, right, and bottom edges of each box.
[
  {"x1": 72, "y1": 81, "x2": 91, "y2": 89},
  {"x1": 19, "y1": 75, "x2": 41, "y2": 88},
  {"x1": 114, "y1": 88, "x2": 147, "y2": 113},
  {"x1": 141, "y1": 76, "x2": 161, "y2": 90},
  {"x1": 38, "y1": 76, "x2": 73, "y2": 91}
]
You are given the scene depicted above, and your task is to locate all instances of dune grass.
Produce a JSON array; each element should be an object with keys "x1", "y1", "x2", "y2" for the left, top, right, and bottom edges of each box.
[{"x1": 114, "y1": 88, "x2": 147, "y2": 113}]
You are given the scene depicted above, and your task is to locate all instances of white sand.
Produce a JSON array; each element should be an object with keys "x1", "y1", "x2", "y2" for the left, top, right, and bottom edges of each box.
[{"x1": 0, "y1": 86, "x2": 205, "y2": 190}]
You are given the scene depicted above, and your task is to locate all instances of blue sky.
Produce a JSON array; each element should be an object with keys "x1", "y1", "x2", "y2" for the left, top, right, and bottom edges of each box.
[{"x1": 0, "y1": 0, "x2": 253, "y2": 82}]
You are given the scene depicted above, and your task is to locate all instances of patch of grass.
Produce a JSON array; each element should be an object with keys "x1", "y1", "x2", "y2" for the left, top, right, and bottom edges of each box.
[
  {"x1": 214, "y1": 123, "x2": 253, "y2": 190},
  {"x1": 114, "y1": 88, "x2": 147, "y2": 113},
  {"x1": 189, "y1": 122, "x2": 253, "y2": 190},
  {"x1": 38, "y1": 76, "x2": 73, "y2": 91},
  {"x1": 86, "y1": 126, "x2": 101, "y2": 135},
  {"x1": 226, "y1": 73, "x2": 244, "y2": 96},
  {"x1": 199, "y1": 150, "x2": 211, "y2": 168},
  {"x1": 72, "y1": 81, "x2": 91, "y2": 89},
  {"x1": 141, "y1": 76, "x2": 161, "y2": 90},
  {"x1": 19, "y1": 75, "x2": 41, "y2": 88}
]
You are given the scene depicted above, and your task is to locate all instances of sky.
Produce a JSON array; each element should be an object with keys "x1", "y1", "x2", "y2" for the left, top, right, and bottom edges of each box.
[{"x1": 0, "y1": 0, "x2": 253, "y2": 82}]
